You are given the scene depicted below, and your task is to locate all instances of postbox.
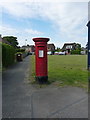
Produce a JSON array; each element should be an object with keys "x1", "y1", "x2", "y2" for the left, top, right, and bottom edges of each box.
[
  {"x1": 16, "y1": 53, "x2": 23, "y2": 62},
  {"x1": 33, "y1": 37, "x2": 50, "y2": 83}
]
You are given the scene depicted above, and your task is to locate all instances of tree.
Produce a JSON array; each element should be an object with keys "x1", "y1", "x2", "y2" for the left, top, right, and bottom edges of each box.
[
  {"x1": 3, "y1": 36, "x2": 19, "y2": 48},
  {"x1": 75, "y1": 43, "x2": 81, "y2": 50},
  {"x1": 55, "y1": 47, "x2": 61, "y2": 52},
  {"x1": 71, "y1": 43, "x2": 81, "y2": 55}
]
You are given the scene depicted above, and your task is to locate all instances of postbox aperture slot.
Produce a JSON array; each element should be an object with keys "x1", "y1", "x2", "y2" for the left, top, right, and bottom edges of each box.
[{"x1": 39, "y1": 50, "x2": 44, "y2": 57}]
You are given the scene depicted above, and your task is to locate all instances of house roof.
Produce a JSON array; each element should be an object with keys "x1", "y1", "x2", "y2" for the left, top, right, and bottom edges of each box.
[
  {"x1": 63, "y1": 43, "x2": 75, "y2": 46},
  {"x1": 47, "y1": 44, "x2": 55, "y2": 47},
  {"x1": 62, "y1": 43, "x2": 76, "y2": 50}
]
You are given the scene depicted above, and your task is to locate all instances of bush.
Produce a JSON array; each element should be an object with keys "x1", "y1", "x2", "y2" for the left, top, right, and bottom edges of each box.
[
  {"x1": 15, "y1": 52, "x2": 22, "y2": 55},
  {"x1": 71, "y1": 49, "x2": 81, "y2": 55},
  {"x1": 16, "y1": 48, "x2": 25, "y2": 53},
  {"x1": 2, "y1": 43, "x2": 15, "y2": 67}
]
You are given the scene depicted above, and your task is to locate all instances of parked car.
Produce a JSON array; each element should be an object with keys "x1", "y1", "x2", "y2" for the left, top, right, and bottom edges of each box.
[
  {"x1": 54, "y1": 52, "x2": 59, "y2": 55},
  {"x1": 47, "y1": 51, "x2": 52, "y2": 55},
  {"x1": 81, "y1": 51, "x2": 86, "y2": 55},
  {"x1": 59, "y1": 52, "x2": 65, "y2": 55}
]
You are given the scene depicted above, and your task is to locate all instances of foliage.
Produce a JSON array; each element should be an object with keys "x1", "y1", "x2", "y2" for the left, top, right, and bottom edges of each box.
[
  {"x1": 15, "y1": 52, "x2": 22, "y2": 55},
  {"x1": 55, "y1": 47, "x2": 61, "y2": 52},
  {"x1": 72, "y1": 43, "x2": 81, "y2": 51},
  {"x1": 2, "y1": 43, "x2": 15, "y2": 67},
  {"x1": 3, "y1": 36, "x2": 19, "y2": 48},
  {"x1": 71, "y1": 49, "x2": 81, "y2": 54},
  {"x1": 16, "y1": 48, "x2": 25, "y2": 53}
]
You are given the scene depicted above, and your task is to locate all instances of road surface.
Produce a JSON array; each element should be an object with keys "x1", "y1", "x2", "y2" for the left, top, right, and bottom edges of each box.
[{"x1": 2, "y1": 56, "x2": 88, "y2": 118}]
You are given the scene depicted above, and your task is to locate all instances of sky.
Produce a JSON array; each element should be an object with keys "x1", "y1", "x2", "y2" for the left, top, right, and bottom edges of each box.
[{"x1": 0, "y1": 0, "x2": 89, "y2": 48}]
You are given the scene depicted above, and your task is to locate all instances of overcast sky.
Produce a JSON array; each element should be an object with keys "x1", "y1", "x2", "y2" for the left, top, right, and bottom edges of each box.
[{"x1": 0, "y1": 0, "x2": 89, "y2": 48}]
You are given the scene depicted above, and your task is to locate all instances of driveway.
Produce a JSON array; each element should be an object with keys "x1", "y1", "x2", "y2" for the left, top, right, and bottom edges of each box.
[{"x1": 2, "y1": 56, "x2": 88, "y2": 118}]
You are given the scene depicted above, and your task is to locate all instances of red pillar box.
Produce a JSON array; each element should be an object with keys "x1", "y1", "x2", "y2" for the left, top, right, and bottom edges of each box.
[{"x1": 33, "y1": 37, "x2": 50, "y2": 83}]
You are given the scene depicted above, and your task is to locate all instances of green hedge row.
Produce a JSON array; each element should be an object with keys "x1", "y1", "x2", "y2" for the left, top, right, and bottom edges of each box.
[
  {"x1": 71, "y1": 50, "x2": 81, "y2": 55},
  {"x1": 2, "y1": 43, "x2": 15, "y2": 67}
]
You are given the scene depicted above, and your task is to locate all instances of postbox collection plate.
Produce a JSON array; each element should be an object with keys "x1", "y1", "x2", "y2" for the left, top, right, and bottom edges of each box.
[{"x1": 39, "y1": 50, "x2": 44, "y2": 57}]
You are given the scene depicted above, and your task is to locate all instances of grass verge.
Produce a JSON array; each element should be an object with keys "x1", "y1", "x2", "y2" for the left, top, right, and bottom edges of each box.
[{"x1": 31, "y1": 55, "x2": 88, "y2": 89}]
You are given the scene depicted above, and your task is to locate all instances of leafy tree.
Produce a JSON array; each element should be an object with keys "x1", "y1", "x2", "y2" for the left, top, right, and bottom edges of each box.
[
  {"x1": 71, "y1": 43, "x2": 81, "y2": 54},
  {"x1": 55, "y1": 47, "x2": 61, "y2": 52},
  {"x1": 72, "y1": 43, "x2": 81, "y2": 50},
  {"x1": 3, "y1": 36, "x2": 19, "y2": 48},
  {"x1": 75, "y1": 43, "x2": 81, "y2": 50}
]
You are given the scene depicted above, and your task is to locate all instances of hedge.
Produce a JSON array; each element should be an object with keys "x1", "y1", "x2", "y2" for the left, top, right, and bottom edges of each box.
[
  {"x1": 71, "y1": 49, "x2": 81, "y2": 55},
  {"x1": 2, "y1": 43, "x2": 15, "y2": 67}
]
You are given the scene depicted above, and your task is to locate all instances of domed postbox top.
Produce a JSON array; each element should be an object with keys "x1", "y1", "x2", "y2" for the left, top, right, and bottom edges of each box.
[{"x1": 33, "y1": 37, "x2": 50, "y2": 42}]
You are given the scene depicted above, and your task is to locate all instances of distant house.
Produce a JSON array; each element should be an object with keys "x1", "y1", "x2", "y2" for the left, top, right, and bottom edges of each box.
[
  {"x1": 47, "y1": 44, "x2": 55, "y2": 54},
  {"x1": 47, "y1": 44, "x2": 55, "y2": 55},
  {"x1": 81, "y1": 47, "x2": 86, "y2": 51},
  {"x1": 62, "y1": 43, "x2": 79, "y2": 54},
  {"x1": 21, "y1": 45, "x2": 35, "y2": 53},
  {"x1": 21, "y1": 43, "x2": 55, "y2": 54},
  {"x1": 81, "y1": 47, "x2": 87, "y2": 55}
]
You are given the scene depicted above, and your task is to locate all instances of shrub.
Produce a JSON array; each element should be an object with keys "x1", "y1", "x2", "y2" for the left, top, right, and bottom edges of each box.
[
  {"x1": 16, "y1": 48, "x2": 25, "y2": 53},
  {"x1": 2, "y1": 43, "x2": 15, "y2": 67},
  {"x1": 71, "y1": 49, "x2": 81, "y2": 55}
]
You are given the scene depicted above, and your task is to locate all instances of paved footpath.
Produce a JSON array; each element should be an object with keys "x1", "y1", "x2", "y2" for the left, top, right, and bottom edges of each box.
[{"x1": 2, "y1": 56, "x2": 88, "y2": 118}]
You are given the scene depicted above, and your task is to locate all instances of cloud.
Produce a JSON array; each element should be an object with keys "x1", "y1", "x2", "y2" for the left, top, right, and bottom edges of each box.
[
  {"x1": 0, "y1": 24, "x2": 44, "y2": 46},
  {"x1": 0, "y1": 24, "x2": 43, "y2": 36},
  {"x1": 0, "y1": 25, "x2": 19, "y2": 36},
  {"x1": 25, "y1": 29, "x2": 43, "y2": 35},
  {"x1": 0, "y1": 1, "x2": 88, "y2": 47}
]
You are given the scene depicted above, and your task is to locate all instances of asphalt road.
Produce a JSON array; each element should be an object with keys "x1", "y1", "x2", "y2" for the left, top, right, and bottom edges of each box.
[{"x1": 2, "y1": 55, "x2": 88, "y2": 118}]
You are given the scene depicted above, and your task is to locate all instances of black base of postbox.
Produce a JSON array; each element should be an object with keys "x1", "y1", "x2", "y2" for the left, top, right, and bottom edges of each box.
[{"x1": 36, "y1": 76, "x2": 48, "y2": 84}]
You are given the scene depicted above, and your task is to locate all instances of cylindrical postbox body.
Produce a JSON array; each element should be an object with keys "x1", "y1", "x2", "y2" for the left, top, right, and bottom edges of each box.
[{"x1": 33, "y1": 37, "x2": 49, "y2": 83}]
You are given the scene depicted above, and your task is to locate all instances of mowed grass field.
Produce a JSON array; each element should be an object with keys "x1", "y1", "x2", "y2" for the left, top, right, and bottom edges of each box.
[{"x1": 31, "y1": 55, "x2": 88, "y2": 89}]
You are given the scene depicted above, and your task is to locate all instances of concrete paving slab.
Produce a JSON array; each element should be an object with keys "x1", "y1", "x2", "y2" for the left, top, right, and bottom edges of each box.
[
  {"x1": 50, "y1": 96, "x2": 88, "y2": 118},
  {"x1": 32, "y1": 87, "x2": 88, "y2": 118}
]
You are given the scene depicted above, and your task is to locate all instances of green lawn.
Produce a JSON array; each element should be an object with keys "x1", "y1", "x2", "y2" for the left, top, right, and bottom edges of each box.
[{"x1": 31, "y1": 55, "x2": 88, "y2": 89}]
